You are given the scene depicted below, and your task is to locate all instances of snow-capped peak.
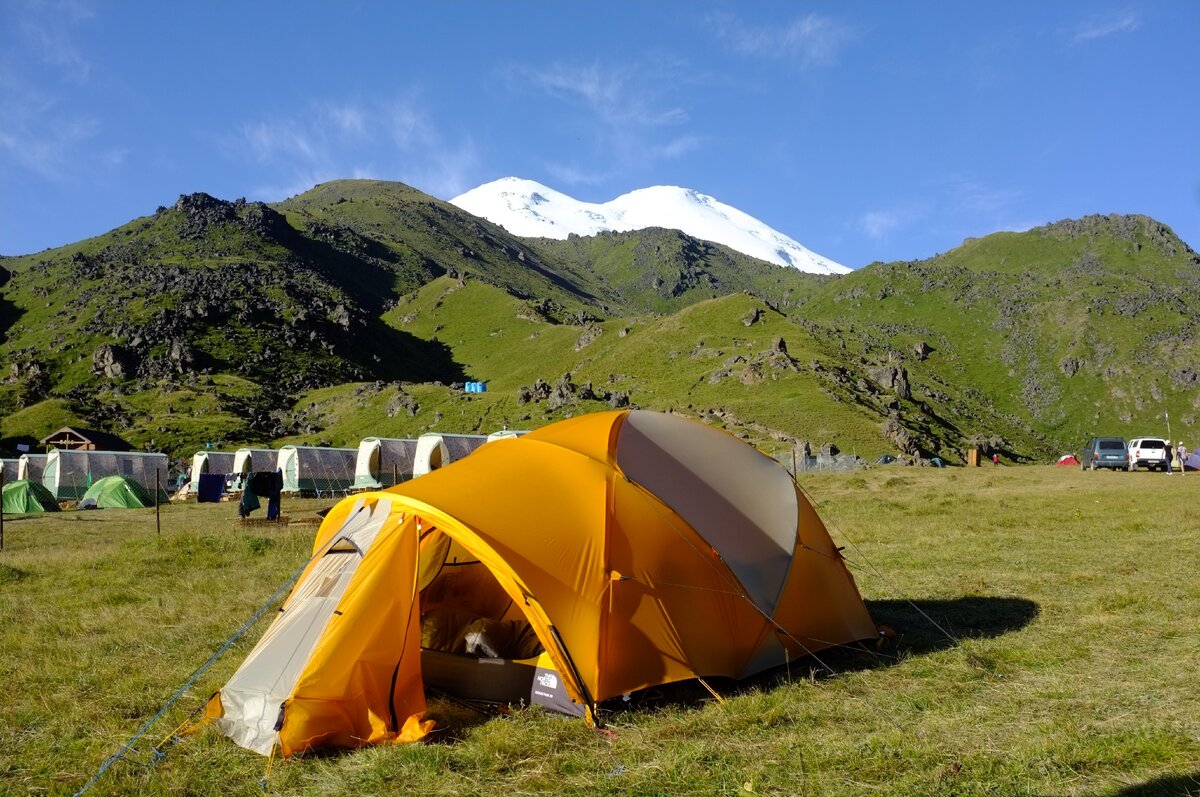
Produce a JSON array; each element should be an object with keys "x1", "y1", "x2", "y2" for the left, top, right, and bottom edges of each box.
[{"x1": 450, "y1": 177, "x2": 849, "y2": 275}]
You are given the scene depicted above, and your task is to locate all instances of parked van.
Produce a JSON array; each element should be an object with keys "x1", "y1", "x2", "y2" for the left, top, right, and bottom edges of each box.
[
  {"x1": 1127, "y1": 437, "x2": 1170, "y2": 471},
  {"x1": 1079, "y1": 437, "x2": 1128, "y2": 471}
]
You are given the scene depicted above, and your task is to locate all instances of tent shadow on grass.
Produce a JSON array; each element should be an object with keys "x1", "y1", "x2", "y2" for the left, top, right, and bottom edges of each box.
[
  {"x1": 599, "y1": 595, "x2": 1039, "y2": 717},
  {"x1": 865, "y1": 595, "x2": 1041, "y2": 657},
  {"x1": 1089, "y1": 772, "x2": 1200, "y2": 797},
  {"x1": 1036, "y1": 771, "x2": 1200, "y2": 797},
  {"x1": 375, "y1": 596, "x2": 1039, "y2": 743}
]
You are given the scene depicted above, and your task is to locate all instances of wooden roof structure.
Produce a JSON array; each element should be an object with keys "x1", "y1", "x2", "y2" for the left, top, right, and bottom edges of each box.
[{"x1": 39, "y1": 427, "x2": 132, "y2": 452}]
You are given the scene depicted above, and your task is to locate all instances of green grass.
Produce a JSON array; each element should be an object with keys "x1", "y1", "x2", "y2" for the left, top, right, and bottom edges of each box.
[{"x1": 1, "y1": 467, "x2": 1198, "y2": 795}]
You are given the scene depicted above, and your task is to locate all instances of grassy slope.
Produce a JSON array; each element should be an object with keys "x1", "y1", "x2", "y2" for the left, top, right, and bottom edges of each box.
[
  {"x1": 798, "y1": 217, "x2": 1200, "y2": 454},
  {"x1": 278, "y1": 277, "x2": 892, "y2": 458},
  {"x1": 275, "y1": 180, "x2": 605, "y2": 316},
  {"x1": 1, "y1": 469, "x2": 1197, "y2": 796},
  {"x1": 3, "y1": 182, "x2": 1196, "y2": 465},
  {"x1": 529, "y1": 227, "x2": 830, "y2": 314}
]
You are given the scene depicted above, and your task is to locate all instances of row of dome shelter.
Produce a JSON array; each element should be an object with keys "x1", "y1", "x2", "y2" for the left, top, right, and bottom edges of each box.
[
  {"x1": 185, "y1": 430, "x2": 526, "y2": 498},
  {"x1": 0, "y1": 430, "x2": 524, "y2": 510}
]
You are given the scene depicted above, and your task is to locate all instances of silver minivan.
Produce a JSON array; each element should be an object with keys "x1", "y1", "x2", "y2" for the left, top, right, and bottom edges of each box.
[{"x1": 1079, "y1": 437, "x2": 1128, "y2": 470}]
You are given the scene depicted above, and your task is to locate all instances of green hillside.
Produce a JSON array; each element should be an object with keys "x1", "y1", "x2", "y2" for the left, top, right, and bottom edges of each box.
[
  {"x1": 2, "y1": 178, "x2": 1197, "y2": 464},
  {"x1": 797, "y1": 215, "x2": 1200, "y2": 456}
]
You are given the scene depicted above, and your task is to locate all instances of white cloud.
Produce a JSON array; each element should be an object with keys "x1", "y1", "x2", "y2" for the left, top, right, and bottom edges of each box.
[
  {"x1": 856, "y1": 177, "x2": 1031, "y2": 251},
  {"x1": 20, "y1": 16, "x2": 91, "y2": 81},
  {"x1": 0, "y1": 82, "x2": 100, "y2": 179},
  {"x1": 859, "y1": 211, "x2": 899, "y2": 240},
  {"x1": 1070, "y1": 11, "x2": 1140, "y2": 43},
  {"x1": 523, "y1": 61, "x2": 689, "y2": 129},
  {"x1": 230, "y1": 95, "x2": 479, "y2": 201},
  {"x1": 944, "y1": 177, "x2": 1024, "y2": 215},
  {"x1": 511, "y1": 59, "x2": 698, "y2": 186},
  {"x1": 706, "y1": 11, "x2": 858, "y2": 68},
  {"x1": 854, "y1": 198, "x2": 938, "y2": 241},
  {"x1": 0, "y1": 1, "x2": 100, "y2": 179},
  {"x1": 544, "y1": 162, "x2": 610, "y2": 188}
]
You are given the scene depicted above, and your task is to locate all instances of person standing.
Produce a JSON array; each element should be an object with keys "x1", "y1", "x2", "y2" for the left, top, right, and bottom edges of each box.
[
  {"x1": 1179, "y1": 442, "x2": 1188, "y2": 474},
  {"x1": 1165, "y1": 441, "x2": 1174, "y2": 474}
]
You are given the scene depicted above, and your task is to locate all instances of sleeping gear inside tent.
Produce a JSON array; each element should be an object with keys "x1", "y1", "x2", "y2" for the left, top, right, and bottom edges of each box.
[{"x1": 209, "y1": 409, "x2": 877, "y2": 757}]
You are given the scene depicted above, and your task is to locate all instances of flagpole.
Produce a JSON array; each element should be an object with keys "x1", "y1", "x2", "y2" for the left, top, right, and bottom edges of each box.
[{"x1": 1166, "y1": 411, "x2": 1173, "y2": 474}]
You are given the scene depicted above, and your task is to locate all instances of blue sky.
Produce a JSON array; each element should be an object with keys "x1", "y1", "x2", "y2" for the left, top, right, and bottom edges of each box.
[{"x1": 2, "y1": 1, "x2": 1197, "y2": 269}]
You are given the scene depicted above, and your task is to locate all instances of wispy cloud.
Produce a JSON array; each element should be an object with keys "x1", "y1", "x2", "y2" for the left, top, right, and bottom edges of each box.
[
  {"x1": 230, "y1": 95, "x2": 479, "y2": 200},
  {"x1": 522, "y1": 61, "x2": 690, "y2": 129},
  {"x1": 944, "y1": 176, "x2": 1024, "y2": 216},
  {"x1": 20, "y1": 16, "x2": 92, "y2": 81},
  {"x1": 705, "y1": 11, "x2": 858, "y2": 68},
  {"x1": 1070, "y1": 11, "x2": 1140, "y2": 44},
  {"x1": 0, "y1": 1, "x2": 100, "y2": 179},
  {"x1": 856, "y1": 205, "x2": 927, "y2": 241},
  {"x1": 856, "y1": 177, "x2": 1028, "y2": 248},
  {"x1": 511, "y1": 59, "x2": 698, "y2": 186}
]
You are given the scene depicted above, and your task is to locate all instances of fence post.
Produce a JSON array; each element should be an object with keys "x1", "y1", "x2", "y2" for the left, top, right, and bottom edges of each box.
[{"x1": 156, "y1": 470, "x2": 161, "y2": 536}]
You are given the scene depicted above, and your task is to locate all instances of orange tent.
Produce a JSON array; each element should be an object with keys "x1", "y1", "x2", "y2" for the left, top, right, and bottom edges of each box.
[{"x1": 211, "y1": 410, "x2": 876, "y2": 756}]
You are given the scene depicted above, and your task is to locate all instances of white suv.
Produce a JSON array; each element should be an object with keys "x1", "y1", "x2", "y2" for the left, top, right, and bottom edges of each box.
[{"x1": 1128, "y1": 437, "x2": 1170, "y2": 471}]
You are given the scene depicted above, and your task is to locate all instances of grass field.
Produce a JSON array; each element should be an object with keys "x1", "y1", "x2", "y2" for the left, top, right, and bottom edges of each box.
[{"x1": 1, "y1": 466, "x2": 1198, "y2": 796}]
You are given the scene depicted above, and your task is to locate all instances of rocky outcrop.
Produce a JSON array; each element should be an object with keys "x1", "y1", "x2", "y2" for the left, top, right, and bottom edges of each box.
[
  {"x1": 881, "y1": 418, "x2": 919, "y2": 456},
  {"x1": 517, "y1": 372, "x2": 631, "y2": 410},
  {"x1": 92, "y1": 344, "x2": 136, "y2": 379},
  {"x1": 574, "y1": 323, "x2": 603, "y2": 351},
  {"x1": 869, "y1": 363, "x2": 912, "y2": 399}
]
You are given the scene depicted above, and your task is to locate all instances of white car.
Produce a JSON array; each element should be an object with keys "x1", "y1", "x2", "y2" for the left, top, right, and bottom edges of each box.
[{"x1": 1128, "y1": 437, "x2": 1170, "y2": 471}]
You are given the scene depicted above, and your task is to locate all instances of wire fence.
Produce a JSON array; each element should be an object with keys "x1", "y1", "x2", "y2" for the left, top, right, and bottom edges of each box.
[{"x1": 773, "y1": 451, "x2": 867, "y2": 476}]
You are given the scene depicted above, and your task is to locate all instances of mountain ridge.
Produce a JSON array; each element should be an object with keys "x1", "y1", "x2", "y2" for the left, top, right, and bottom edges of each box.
[
  {"x1": 1, "y1": 178, "x2": 1196, "y2": 466},
  {"x1": 450, "y1": 176, "x2": 849, "y2": 275}
]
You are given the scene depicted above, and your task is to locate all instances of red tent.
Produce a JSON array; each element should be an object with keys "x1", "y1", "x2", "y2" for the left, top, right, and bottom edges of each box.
[{"x1": 1056, "y1": 454, "x2": 1080, "y2": 466}]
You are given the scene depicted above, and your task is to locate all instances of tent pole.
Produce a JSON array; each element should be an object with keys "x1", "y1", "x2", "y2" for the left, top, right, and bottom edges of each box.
[
  {"x1": 393, "y1": 462, "x2": 398, "y2": 487},
  {"x1": 1, "y1": 468, "x2": 5, "y2": 551}
]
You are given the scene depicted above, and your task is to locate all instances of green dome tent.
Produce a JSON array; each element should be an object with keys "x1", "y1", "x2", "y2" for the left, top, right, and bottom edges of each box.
[
  {"x1": 2, "y1": 480, "x2": 60, "y2": 513},
  {"x1": 81, "y1": 475, "x2": 153, "y2": 509}
]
